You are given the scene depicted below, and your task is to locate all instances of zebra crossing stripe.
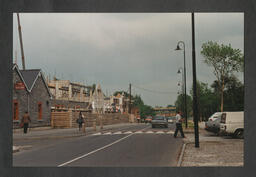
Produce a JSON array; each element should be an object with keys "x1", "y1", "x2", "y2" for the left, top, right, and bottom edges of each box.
[
  {"x1": 113, "y1": 131, "x2": 122, "y2": 134},
  {"x1": 103, "y1": 132, "x2": 112, "y2": 135},
  {"x1": 92, "y1": 132, "x2": 101, "y2": 136},
  {"x1": 92, "y1": 130, "x2": 175, "y2": 135}
]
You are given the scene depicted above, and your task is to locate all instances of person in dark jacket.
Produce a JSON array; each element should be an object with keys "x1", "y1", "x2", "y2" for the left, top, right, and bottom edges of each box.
[
  {"x1": 77, "y1": 112, "x2": 84, "y2": 131},
  {"x1": 21, "y1": 111, "x2": 31, "y2": 134}
]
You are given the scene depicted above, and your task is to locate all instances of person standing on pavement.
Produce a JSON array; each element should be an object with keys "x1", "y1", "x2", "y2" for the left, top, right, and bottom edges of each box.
[
  {"x1": 21, "y1": 111, "x2": 31, "y2": 134},
  {"x1": 77, "y1": 112, "x2": 84, "y2": 131},
  {"x1": 174, "y1": 111, "x2": 185, "y2": 138}
]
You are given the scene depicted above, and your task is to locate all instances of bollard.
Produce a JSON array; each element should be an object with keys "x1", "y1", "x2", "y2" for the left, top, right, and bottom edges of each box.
[
  {"x1": 93, "y1": 121, "x2": 96, "y2": 131},
  {"x1": 100, "y1": 118, "x2": 103, "y2": 130},
  {"x1": 83, "y1": 123, "x2": 86, "y2": 134}
]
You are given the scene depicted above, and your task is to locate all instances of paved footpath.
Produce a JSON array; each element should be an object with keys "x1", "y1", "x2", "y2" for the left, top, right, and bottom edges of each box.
[{"x1": 179, "y1": 122, "x2": 244, "y2": 167}]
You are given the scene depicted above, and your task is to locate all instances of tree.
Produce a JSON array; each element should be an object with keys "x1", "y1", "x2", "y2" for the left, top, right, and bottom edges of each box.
[
  {"x1": 133, "y1": 95, "x2": 144, "y2": 107},
  {"x1": 190, "y1": 81, "x2": 220, "y2": 121},
  {"x1": 223, "y1": 76, "x2": 244, "y2": 111},
  {"x1": 131, "y1": 95, "x2": 155, "y2": 119},
  {"x1": 139, "y1": 105, "x2": 156, "y2": 119},
  {"x1": 175, "y1": 94, "x2": 192, "y2": 117},
  {"x1": 201, "y1": 41, "x2": 243, "y2": 112}
]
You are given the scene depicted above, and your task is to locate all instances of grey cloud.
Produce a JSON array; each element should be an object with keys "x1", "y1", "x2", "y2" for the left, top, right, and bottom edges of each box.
[{"x1": 13, "y1": 13, "x2": 243, "y2": 106}]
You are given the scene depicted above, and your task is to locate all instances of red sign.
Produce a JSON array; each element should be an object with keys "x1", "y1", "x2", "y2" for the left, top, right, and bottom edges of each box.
[{"x1": 15, "y1": 82, "x2": 25, "y2": 90}]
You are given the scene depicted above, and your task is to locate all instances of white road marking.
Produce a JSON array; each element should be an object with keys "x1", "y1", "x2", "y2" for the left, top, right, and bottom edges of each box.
[
  {"x1": 92, "y1": 132, "x2": 101, "y2": 136},
  {"x1": 134, "y1": 131, "x2": 143, "y2": 134},
  {"x1": 58, "y1": 126, "x2": 149, "y2": 167},
  {"x1": 123, "y1": 131, "x2": 132, "y2": 134},
  {"x1": 103, "y1": 132, "x2": 112, "y2": 135},
  {"x1": 166, "y1": 131, "x2": 174, "y2": 134},
  {"x1": 156, "y1": 131, "x2": 164, "y2": 134},
  {"x1": 146, "y1": 131, "x2": 154, "y2": 134},
  {"x1": 113, "y1": 131, "x2": 122, "y2": 134}
]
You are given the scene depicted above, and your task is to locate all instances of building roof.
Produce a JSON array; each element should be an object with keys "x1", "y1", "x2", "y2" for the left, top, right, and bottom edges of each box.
[
  {"x1": 13, "y1": 64, "x2": 52, "y2": 97},
  {"x1": 20, "y1": 70, "x2": 41, "y2": 90}
]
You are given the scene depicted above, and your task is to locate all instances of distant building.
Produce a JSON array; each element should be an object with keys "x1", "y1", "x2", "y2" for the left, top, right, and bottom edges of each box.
[
  {"x1": 12, "y1": 64, "x2": 52, "y2": 128},
  {"x1": 48, "y1": 79, "x2": 91, "y2": 111},
  {"x1": 153, "y1": 107, "x2": 176, "y2": 117},
  {"x1": 109, "y1": 93, "x2": 129, "y2": 114},
  {"x1": 90, "y1": 84, "x2": 105, "y2": 113}
]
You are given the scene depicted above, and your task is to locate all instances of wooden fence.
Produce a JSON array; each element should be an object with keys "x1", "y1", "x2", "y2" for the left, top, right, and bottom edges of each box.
[{"x1": 51, "y1": 110, "x2": 130, "y2": 128}]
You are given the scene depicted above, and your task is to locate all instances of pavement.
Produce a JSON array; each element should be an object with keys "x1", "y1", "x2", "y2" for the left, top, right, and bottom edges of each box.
[{"x1": 179, "y1": 122, "x2": 244, "y2": 167}]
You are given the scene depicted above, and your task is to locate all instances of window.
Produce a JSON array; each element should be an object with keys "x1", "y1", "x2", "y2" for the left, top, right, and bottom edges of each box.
[
  {"x1": 38, "y1": 102, "x2": 42, "y2": 120},
  {"x1": 13, "y1": 100, "x2": 19, "y2": 120}
]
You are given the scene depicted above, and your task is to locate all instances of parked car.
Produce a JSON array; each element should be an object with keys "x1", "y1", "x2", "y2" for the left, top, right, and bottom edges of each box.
[
  {"x1": 219, "y1": 111, "x2": 244, "y2": 138},
  {"x1": 145, "y1": 116, "x2": 152, "y2": 123},
  {"x1": 205, "y1": 112, "x2": 222, "y2": 133},
  {"x1": 151, "y1": 116, "x2": 168, "y2": 128},
  {"x1": 166, "y1": 116, "x2": 175, "y2": 124}
]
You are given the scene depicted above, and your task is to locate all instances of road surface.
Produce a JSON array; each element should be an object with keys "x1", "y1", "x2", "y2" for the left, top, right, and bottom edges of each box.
[{"x1": 13, "y1": 123, "x2": 183, "y2": 167}]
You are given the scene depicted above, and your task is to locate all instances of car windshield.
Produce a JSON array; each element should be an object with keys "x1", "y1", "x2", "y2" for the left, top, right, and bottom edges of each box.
[{"x1": 153, "y1": 116, "x2": 165, "y2": 120}]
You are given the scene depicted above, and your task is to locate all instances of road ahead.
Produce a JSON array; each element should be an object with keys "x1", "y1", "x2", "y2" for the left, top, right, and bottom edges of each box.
[{"x1": 13, "y1": 123, "x2": 183, "y2": 167}]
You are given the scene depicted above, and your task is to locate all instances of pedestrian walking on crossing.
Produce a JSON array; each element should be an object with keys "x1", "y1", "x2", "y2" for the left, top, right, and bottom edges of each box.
[{"x1": 174, "y1": 111, "x2": 185, "y2": 138}]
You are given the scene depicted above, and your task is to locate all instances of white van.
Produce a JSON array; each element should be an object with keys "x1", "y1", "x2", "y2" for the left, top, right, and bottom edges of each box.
[{"x1": 219, "y1": 112, "x2": 244, "y2": 138}]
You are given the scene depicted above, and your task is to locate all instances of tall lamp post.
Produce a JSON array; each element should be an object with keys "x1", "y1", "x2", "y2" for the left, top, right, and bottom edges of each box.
[
  {"x1": 175, "y1": 41, "x2": 188, "y2": 128},
  {"x1": 177, "y1": 67, "x2": 185, "y2": 120},
  {"x1": 191, "y1": 12, "x2": 199, "y2": 148}
]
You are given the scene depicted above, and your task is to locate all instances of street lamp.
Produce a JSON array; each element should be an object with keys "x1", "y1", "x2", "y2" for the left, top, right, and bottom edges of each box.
[
  {"x1": 191, "y1": 12, "x2": 199, "y2": 148},
  {"x1": 177, "y1": 67, "x2": 185, "y2": 118},
  {"x1": 175, "y1": 41, "x2": 188, "y2": 129}
]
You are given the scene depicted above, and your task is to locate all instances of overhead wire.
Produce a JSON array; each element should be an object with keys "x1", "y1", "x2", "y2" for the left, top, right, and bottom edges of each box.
[{"x1": 132, "y1": 84, "x2": 178, "y2": 95}]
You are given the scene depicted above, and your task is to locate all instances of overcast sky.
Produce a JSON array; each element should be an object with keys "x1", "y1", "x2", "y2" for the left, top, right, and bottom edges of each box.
[{"x1": 13, "y1": 13, "x2": 244, "y2": 107}]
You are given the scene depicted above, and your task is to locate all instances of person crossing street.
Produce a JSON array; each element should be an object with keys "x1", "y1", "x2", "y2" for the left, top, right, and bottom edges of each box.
[{"x1": 174, "y1": 111, "x2": 185, "y2": 138}]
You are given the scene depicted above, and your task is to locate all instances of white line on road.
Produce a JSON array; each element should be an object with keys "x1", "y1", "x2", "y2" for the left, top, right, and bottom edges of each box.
[
  {"x1": 166, "y1": 131, "x2": 174, "y2": 134},
  {"x1": 113, "y1": 131, "x2": 122, "y2": 134},
  {"x1": 92, "y1": 132, "x2": 102, "y2": 136},
  {"x1": 103, "y1": 132, "x2": 112, "y2": 135},
  {"x1": 57, "y1": 126, "x2": 149, "y2": 167},
  {"x1": 134, "y1": 131, "x2": 143, "y2": 134},
  {"x1": 123, "y1": 131, "x2": 132, "y2": 134},
  {"x1": 156, "y1": 131, "x2": 164, "y2": 134},
  {"x1": 146, "y1": 131, "x2": 154, "y2": 134}
]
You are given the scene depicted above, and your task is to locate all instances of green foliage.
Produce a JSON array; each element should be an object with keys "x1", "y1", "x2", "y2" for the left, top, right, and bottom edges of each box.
[
  {"x1": 175, "y1": 94, "x2": 192, "y2": 116},
  {"x1": 139, "y1": 104, "x2": 156, "y2": 119},
  {"x1": 132, "y1": 94, "x2": 155, "y2": 119},
  {"x1": 133, "y1": 95, "x2": 144, "y2": 107},
  {"x1": 201, "y1": 41, "x2": 244, "y2": 111},
  {"x1": 223, "y1": 76, "x2": 244, "y2": 111},
  {"x1": 188, "y1": 78, "x2": 244, "y2": 121}
]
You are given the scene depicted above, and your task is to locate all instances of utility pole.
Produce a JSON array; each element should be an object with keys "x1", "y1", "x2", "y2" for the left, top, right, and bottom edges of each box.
[
  {"x1": 129, "y1": 83, "x2": 131, "y2": 114},
  {"x1": 192, "y1": 12, "x2": 199, "y2": 148},
  {"x1": 17, "y1": 13, "x2": 26, "y2": 70}
]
